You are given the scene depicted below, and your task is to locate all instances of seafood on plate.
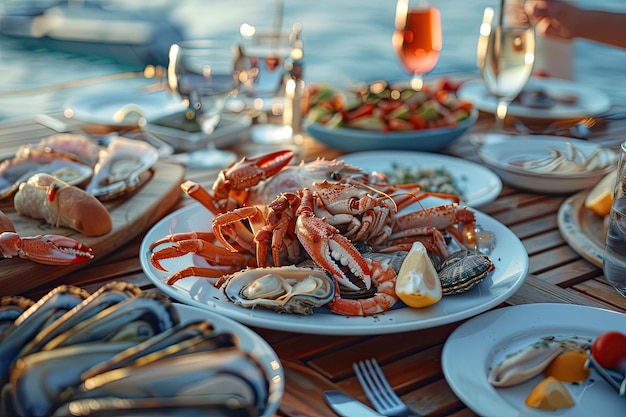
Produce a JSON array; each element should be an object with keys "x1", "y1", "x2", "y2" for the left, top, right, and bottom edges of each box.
[
  {"x1": 0, "y1": 209, "x2": 94, "y2": 265},
  {"x1": 150, "y1": 150, "x2": 496, "y2": 317},
  {"x1": 0, "y1": 282, "x2": 272, "y2": 417},
  {"x1": 0, "y1": 133, "x2": 159, "y2": 201}
]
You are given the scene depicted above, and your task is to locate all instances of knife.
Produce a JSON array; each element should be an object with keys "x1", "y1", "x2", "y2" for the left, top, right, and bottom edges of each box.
[{"x1": 324, "y1": 390, "x2": 384, "y2": 417}]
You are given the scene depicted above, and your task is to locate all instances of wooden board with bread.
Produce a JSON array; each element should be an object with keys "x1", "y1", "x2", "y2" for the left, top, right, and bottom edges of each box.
[{"x1": 0, "y1": 161, "x2": 185, "y2": 297}]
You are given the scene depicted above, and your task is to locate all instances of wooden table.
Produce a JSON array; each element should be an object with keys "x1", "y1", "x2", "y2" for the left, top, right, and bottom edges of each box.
[{"x1": 2, "y1": 108, "x2": 626, "y2": 417}]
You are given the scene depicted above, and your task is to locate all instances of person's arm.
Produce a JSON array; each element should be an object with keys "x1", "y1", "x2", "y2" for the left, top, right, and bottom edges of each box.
[{"x1": 526, "y1": 0, "x2": 626, "y2": 49}]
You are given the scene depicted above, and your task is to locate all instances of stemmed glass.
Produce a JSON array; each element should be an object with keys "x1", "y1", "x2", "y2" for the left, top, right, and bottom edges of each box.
[
  {"x1": 477, "y1": 4, "x2": 536, "y2": 131},
  {"x1": 393, "y1": 0, "x2": 442, "y2": 91},
  {"x1": 603, "y1": 142, "x2": 626, "y2": 298},
  {"x1": 167, "y1": 40, "x2": 239, "y2": 168}
]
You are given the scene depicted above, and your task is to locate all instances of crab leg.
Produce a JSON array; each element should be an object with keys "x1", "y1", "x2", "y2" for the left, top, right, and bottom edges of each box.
[
  {"x1": 0, "y1": 233, "x2": 94, "y2": 265},
  {"x1": 150, "y1": 236, "x2": 250, "y2": 272}
]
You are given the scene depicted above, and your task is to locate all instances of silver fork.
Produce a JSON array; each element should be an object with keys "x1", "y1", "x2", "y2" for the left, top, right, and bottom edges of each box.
[{"x1": 353, "y1": 358, "x2": 422, "y2": 417}]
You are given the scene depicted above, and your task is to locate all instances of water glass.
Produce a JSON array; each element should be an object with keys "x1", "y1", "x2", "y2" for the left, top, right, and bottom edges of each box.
[{"x1": 603, "y1": 142, "x2": 626, "y2": 298}]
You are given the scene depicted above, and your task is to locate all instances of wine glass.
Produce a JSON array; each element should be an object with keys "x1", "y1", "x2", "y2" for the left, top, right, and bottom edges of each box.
[
  {"x1": 167, "y1": 39, "x2": 239, "y2": 168},
  {"x1": 603, "y1": 142, "x2": 626, "y2": 298},
  {"x1": 393, "y1": 0, "x2": 442, "y2": 91},
  {"x1": 477, "y1": 5, "x2": 536, "y2": 131}
]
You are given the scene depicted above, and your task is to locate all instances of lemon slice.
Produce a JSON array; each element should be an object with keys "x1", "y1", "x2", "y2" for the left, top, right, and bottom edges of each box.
[
  {"x1": 395, "y1": 241, "x2": 442, "y2": 308},
  {"x1": 525, "y1": 376, "x2": 575, "y2": 411},
  {"x1": 585, "y1": 169, "x2": 617, "y2": 217}
]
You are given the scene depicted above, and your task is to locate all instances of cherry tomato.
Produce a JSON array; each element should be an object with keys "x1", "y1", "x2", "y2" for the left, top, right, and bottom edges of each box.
[{"x1": 591, "y1": 330, "x2": 626, "y2": 370}]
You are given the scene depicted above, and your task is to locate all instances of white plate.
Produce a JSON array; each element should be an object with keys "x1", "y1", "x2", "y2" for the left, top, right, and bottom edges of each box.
[
  {"x1": 340, "y1": 150, "x2": 502, "y2": 208},
  {"x1": 139, "y1": 202, "x2": 529, "y2": 335},
  {"x1": 458, "y1": 78, "x2": 611, "y2": 120},
  {"x1": 477, "y1": 135, "x2": 616, "y2": 194},
  {"x1": 442, "y1": 304, "x2": 626, "y2": 417},
  {"x1": 173, "y1": 302, "x2": 283, "y2": 417},
  {"x1": 65, "y1": 89, "x2": 187, "y2": 127}
]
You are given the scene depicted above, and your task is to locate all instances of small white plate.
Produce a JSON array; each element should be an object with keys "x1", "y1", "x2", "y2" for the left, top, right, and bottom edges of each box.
[
  {"x1": 65, "y1": 89, "x2": 187, "y2": 127},
  {"x1": 340, "y1": 150, "x2": 502, "y2": 208},
  {"x1": 477, "y1": 135, "x2": 616, "y2": 194},
  {"x1": 442, "y1": 303, "x2": 626, "y2": 417},
  {"x1": 458, "y1": 78, "x2": 611, "y2": 120},
  {"x1": 173, "y1": 303, "x2": 283, "y2": 417},
  {"x1": 139, "y1": 202, "x2": 528, "y2": 336}
]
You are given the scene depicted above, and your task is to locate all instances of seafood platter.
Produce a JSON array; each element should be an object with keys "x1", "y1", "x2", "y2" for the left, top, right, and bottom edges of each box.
[
  {"x1": 0, "y1": 132, "x2": 185, "y2": 297},
  {"x1": 303, "y1": 79, "x2": 478, "y2": 152},
  {"x1": 141, "y1": 149, "x2": 529, "y2": 335},
  {"x1": 477, "y1": 135, "x2": 617, "y2": 194},
  {"x1": 442, "y1": 303, "x2": 626, "y2": 416},
  {"x1": 0, "y1": 281, "x2": 284, "y2": 417}
]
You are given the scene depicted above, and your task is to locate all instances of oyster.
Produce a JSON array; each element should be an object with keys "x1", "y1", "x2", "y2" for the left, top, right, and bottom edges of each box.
[
  {"x1": 520, "y1": 142, "x2": 617, "y2": 174},
  {"x1": 220, "y1": 266, "x2": 334, "y2": 315},
  {"x1": 488, "y1": 336, "x2": 591, "y2": 387},
  {"x1": 438, "y1": 250, "x2": 494, "y2": 295},
  {"x1": 86, "y1": 136, "x2": 159, "y2": 201}
]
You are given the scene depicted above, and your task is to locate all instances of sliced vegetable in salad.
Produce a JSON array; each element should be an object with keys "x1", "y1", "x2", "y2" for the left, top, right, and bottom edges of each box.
[{"x1": 303, "y1": 79, "x2": 473, "y2": 132}]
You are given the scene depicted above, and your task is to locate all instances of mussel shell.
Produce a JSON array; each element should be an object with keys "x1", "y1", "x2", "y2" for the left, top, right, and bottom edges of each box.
[
  {"x1": 68, "y1": 347, "x2": 269, "y2": 413},
  {"x1": 0, "y1": 296, "x2": 34, "y2": 337},
  {"x1": 0, "y1": 285, "x2": 90, "y2": 387},
  {"x1": 220, "y1": 266, "x2": 334, "y2": 315},
  {"x1": 438, "y1": 250, "x2": 495, "y2": 295},
  {"x1": 8, "y1": 341, "x2": 137, "y2": 417},
  {"x1": 19, "y1": 282, "x2": 142, "y2": 357},
  {"x1": 40, "y1": 293, "x2": 180, "y2": 351},
  {"x1": 51, "y1": 397, "x2": 258, "y2": 417}
]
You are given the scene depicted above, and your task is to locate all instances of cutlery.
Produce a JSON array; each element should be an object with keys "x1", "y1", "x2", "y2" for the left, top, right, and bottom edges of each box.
[
  {"x1": 354, "y1": 358, "x2": 422, "y2": 417},
  {"x1": 324, "y1": 390, "x2": 384, "y2": 417}
]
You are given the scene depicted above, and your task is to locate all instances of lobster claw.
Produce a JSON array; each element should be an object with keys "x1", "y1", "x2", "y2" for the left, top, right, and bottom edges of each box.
[{"x1": 0, "y1": 232, "x2": 94, "y2": 265}]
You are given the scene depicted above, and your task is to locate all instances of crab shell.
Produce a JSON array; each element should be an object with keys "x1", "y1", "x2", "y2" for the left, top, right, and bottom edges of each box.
[{"x1": 220, "y1": 266, "x2": 335, "y2": 315}]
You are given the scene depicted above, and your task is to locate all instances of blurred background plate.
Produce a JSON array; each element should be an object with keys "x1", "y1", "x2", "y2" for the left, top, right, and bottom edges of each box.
[
  {"x1": 477, "y1": 136, "x2": 616, "y2": 194},
  {"x1": 65, "y1": 89, "x2": 187, "y2": 127},
  {"x1": 458, "y1": 77, "x2": 611, "y2": 120},
  {"x1": 305, "y1": 109, "x2": 477, "y2": 152}
]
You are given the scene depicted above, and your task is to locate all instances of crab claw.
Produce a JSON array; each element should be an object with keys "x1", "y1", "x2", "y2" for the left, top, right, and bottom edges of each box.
[
  {"x1": 0, "y1": 232, "x2": 94, "y2": 265},
  {"x1": 220, "y1": 149, "x2": 295, "y2": 190}
]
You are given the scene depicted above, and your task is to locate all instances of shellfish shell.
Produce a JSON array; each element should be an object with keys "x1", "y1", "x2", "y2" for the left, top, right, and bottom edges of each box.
[{"x1": 220, "y1": 266, "x2": 334, "y2": 315}]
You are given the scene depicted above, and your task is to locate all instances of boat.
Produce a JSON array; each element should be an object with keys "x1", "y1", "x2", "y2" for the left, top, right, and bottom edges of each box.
[{"x1": 0, "y1": 0, "x2": 184, "y2": 67}]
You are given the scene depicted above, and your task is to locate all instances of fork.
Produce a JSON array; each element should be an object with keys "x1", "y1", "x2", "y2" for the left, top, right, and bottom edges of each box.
[{"x1": 353, "y1": 358, "x2": 422, "y2": 417}]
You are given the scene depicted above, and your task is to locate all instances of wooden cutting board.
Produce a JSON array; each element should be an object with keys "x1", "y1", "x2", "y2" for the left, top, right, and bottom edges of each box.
[{"x1": 0, "y1": 161, "x2": 185, "y2": 297}]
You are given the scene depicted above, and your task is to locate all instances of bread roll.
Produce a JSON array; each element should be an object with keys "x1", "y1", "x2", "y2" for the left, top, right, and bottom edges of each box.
[{"x1": 14, "y1": 173, "x2": 112, "y2": 236}]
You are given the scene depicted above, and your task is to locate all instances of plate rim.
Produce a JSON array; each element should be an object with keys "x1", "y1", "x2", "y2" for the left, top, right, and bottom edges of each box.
[
  {"x1": 442, "y1": 303, "x2": 626, "y2": 417},
  {"x1": 339, "y1": 149, "x2": 502, "y2": 208},
  {"x1": 173, "y1": 302, "x2": 284, "y2": 417},
  {"x1": 458, "y1": 78, "x2": 611, "y2": 119},
  {"x1": 140, "y1": 202, "x2": 529, "y2": 336}
]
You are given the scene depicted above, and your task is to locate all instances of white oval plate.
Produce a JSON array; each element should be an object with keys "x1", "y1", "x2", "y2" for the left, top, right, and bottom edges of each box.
[
  {"x1": 340, "y1": 150, "x2": 502, "y2": 208},
  {"x1": 442, "y1": 304, "x2": 626, "y2": 417},
  {"x1": 476, "y1": 135, "x2": 615, "y2": 194},
  {"x1": 173, "y1": 303, "x2": 283, "y2": 417},
  {"x1": 458, "y1": 78, "x2": 611, "y2": 120},
  {"x1": 65, "y1": 89, "x2": 187, "y2": 127},
  {"x1": 140, "y1": 202, "x2": 528, "y2": 335}
]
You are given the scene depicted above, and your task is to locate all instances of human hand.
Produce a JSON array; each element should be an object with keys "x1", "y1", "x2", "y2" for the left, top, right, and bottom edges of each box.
[{"x1": 524, "y1": 0, "x2": 579, "y2": 40}]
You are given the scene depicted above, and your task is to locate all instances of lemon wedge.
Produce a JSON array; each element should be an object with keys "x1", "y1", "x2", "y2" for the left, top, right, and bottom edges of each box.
[
  {"x1": 585, "y1": 169, "x2": 617, "y2": 217},
  {"x1": 525, "y1": 376, "x2": 575, "y2": 411},
  {"x1": 395, "y1": 241, "x2": 442, "y2": 308},
  {"x1": 544, "y1": 350, "x2": 590, "y2": 383}
]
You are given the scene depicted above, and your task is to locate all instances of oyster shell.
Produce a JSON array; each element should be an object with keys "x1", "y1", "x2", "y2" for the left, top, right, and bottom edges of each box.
[
  {"x1": 488, "y1": 336, "x2": 591, "y2": 387},
  {"x1": 86, "y1": 136, "x2": 159, "y2": 201},
  {"x1": 220, "y1": 266, "x2": 334, "y2": 315},
  {"x1": 521, "y1": 142, "x2": 617, "y2": 174}
]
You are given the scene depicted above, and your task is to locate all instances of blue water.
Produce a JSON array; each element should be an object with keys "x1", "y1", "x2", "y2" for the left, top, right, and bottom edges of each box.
[{"x1": 0, "y1": 0, "x2": 625, "y2": 121}]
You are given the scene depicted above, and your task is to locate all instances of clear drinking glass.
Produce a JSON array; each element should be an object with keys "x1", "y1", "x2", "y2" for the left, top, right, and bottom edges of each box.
[
  {"x1": 167, "y1": 39, "x2": 238, "y2": 168},
  {"x1": 239, "y1": 23, "x2": 304, "y2": 145},
  {"x1": 603, "y1": 142, "x2": 626, "y2": 298},
  {"x1": 477, "y1": 5, "x2": 535, "y2": 131},
  {"x1": 393, "y1": 0, "x2": 442, "y2": 91}
]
